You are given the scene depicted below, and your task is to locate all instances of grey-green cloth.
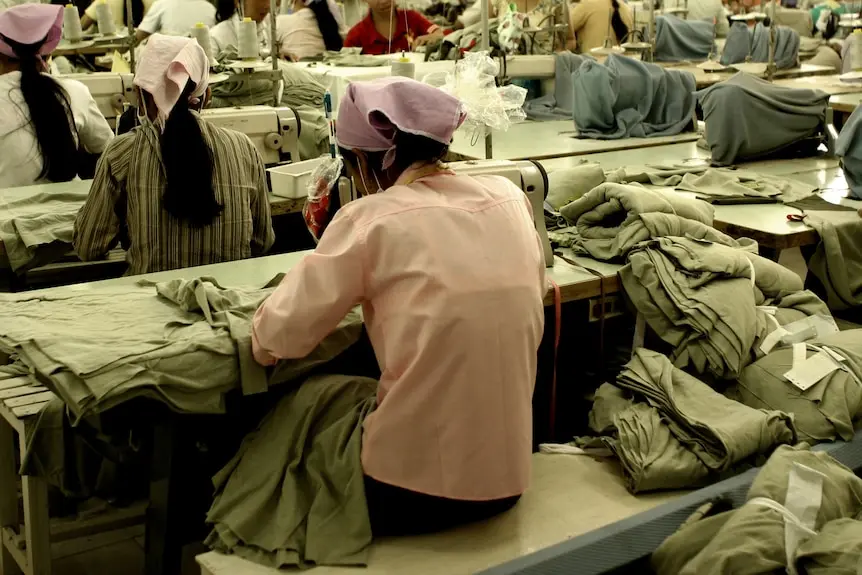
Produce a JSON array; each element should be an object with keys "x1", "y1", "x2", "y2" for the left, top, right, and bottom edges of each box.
[
  {"x1": 720, "y1": 22, "x2": 800, "y2": 69},
  {"x1": 730, "y1": 329, "x2": 862, "y2": 444},
  {"x1": 322, "y1": 48, "x2": 388, "y2": 67},
  {"x1": 835, "y1": 103, "x2": 862, "y2": 200},
  {"x1": 697, "y1": 73, "x2": 829, "y2": 166},
  {"x1": 558, "y1": 182, "x2": 720, "y2": 260},
  {"x1": 652, "y1": 445, "x2": 862, "y2": 575},
  {"x1": 795, "y1": 518, "x2": 862, "y2": 574},
  {"x1": 205, "y1": 374, "x2": 377, "y2": 568},
  {"x1": 0, "y1": 188, "x2": 89, "y2": 272},
  {"x1": 644, "y1": 168, "x2": 818, "y2": 203},
  {"x1": 602, "y1": 349, "x2": 796, "y2": 493},
  {"x1": 523, "y1": 52, "x2": 595, "y2": 121},
  {"x1": 572, "y1": 54, "x2": 697, "y2": 140},
  {"x1": 546, "y1": 163, "x2": 605, "y2": 209},
  {"x1": 655, "y1": 15, "x2": 715, "y2": 62},
  {"x1": 806, "y1": 211, "x2": 862, "y2": 311},
  {"x1": 621, "y1": 235, "x2": 830, "y2": 378}
]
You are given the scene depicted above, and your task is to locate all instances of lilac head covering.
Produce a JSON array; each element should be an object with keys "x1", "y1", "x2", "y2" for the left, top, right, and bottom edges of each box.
[
  {"x1": 0, "y1": 4, "x2": 63, "y2": 59},
  {"x1": 336, "y1": 77, "x2": 466, "y2": 169},
  {"x1": 134, "y1": 34, "x2": 209, "y2": 129}
]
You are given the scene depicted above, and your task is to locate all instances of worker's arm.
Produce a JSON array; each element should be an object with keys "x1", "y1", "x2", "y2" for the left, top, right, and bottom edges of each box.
[
  {"x1": 75, "y1": 85, "x2": 114, "y2": 155},
  {"x1": 409, "y1": 10, "x2": 443, "y2": 46},
  {"x1": 73, "y1": 142, "x2": 126, "y2": 261},
  {"x1": 135, "y1": 0, "x2": 163, "y2": 40},
  {"x1": 568, "y1": 1, "x2": 589, "y2": 39},
  {"x1": 247, "y1": 141, "x2": 275, "y2": 256},
  {"x1": 344, "y1": 23, "x2": 363, "y2": 48},
  {"x1": 252, "y1": 209, "x2": 366, "y2": 365}
]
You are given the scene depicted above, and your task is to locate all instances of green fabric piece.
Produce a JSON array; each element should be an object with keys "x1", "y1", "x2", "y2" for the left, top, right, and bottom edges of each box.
[
  {"x1": 620, "y1": 235, "x2": 830, "y2": 378},
  {"x1": 558, "y1": 183, "x2": 717, "y2": 260},
  {"x1": 546, "y1": 164, "x2": 605, "y2": 210},
  {"x1": 806, "y1": 211, "x2": 862, "y2": 311},
  {"x1": 588, "y1": 382, "x2": 633, "y2": 434},
  {"x1": 205, "y1": 374, "x2": 377, "y2": 568},
  {"x1": 606, "y1": 349, "x2": 796, "y2": 493},
  {"x1": 646, "y1": 168, "x2": 818, "y2": 203},
  {"x1": 732, "y1": 329, "x2": 862, "y2": 444},
  {"x1": 321, "y1": 49, "x2": 388, "y2": 67},
  {"x1": 786, "y1": 196, "x2": 857, "y2": 212},
  {"x1": 652, "y1": 445, "x2": 862, "y2": 575},
  {"x1": 795, "y1": 518, "x2": 862, "y2": 574}
]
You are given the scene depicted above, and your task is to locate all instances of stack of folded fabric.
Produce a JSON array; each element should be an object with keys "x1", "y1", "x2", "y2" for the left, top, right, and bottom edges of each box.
[
  {"x1": 572, "y1": 54, "x2": 696, "y2": 140},
  {"x1": 557, "y1": 182, "x2": 743, "y2": 261},
  {"x1": 729, "y1": 329, "x2": 862, "y2": 444},
  {"x1": 652, "y1": 445, "x2": 862, "y2": 574},
  {"x1": 588, "y1": 349, "x2": 796, "y2": 493},
  {"x1": 0, "y1": 277, "x2": 363, "y2": 422},
  {"x1": 620, "y1": 235, "x2": 830, "y2": 378},
  {"x1": 654, "y1": 14, "x2": 715, "y2": 62},
  {"x1": 638, "y1": 167, "x2": 818, "y2": 203},
  {"x1": 720, "y1": 22, "x2": 800, "y2": 69},
  {"x1": 697, "y1": 73, "x2": 829, "y2": 166}
]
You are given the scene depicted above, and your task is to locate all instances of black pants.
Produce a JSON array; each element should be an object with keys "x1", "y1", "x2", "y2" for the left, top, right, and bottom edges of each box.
[{"x1": 364, "y1": 475, "x2": 521, "y2": 536}]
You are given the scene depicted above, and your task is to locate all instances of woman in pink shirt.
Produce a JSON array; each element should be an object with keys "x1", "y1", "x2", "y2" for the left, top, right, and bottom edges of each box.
[{"x1": 252, "y1": 77, "x2": 546, "y2": 536}]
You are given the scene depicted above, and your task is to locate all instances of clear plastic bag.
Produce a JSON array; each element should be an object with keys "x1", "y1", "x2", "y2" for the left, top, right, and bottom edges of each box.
[
  {"x1": 423, "y1": 51, "x2": 527, "y2": 136},
  {"x1": 302, "y1": 156, "x2": 344, "y2": 242}
]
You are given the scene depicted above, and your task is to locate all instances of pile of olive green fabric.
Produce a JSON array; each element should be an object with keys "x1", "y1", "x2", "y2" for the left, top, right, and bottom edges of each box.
[
  {"x1": 652, "y1": 445, "x2": 862, "y2": 575},
  {"x1": 587, "y1": 349, "x2": 796, "y2": 493},
  {"x1": 620, "y1": 235, "x2": 830, "y2": 379}
]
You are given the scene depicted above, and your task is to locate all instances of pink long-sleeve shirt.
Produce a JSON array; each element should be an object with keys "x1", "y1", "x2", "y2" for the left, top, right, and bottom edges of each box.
[{"x1": 252, "y1": 171, "x2": 546, "y2": 501}]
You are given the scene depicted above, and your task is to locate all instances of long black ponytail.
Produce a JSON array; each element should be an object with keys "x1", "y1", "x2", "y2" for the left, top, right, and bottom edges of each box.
[
  {"x1": 2, "y1": 35, "x2": 79, "y2": 182},
  {"x1": 307, "y1": 0, "x2": 343, "y2": 51},
  {"x1": 160, "y1": 82, "x2": 222, "y2": 226},
  {"x1": 610, "y1": 0, "x2": 629, "y2": 43},
  {"x1": 216, "y1": 0, "x2": 237, "y2": 23}
]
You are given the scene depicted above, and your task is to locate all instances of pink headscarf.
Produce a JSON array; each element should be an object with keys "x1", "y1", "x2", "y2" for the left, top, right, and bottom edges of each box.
[
  {"x1": 133, "y1": 34, "x2": 209, "y2": 129},
  {"x1": 0, "y1": 4, "x2": 63, "y2": 59},
  {"x1": 336, "y1": 77, "x2": 467, "y2": 169}
]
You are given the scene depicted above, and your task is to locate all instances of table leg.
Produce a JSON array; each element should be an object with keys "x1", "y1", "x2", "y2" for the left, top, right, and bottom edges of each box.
[
  {"x1": 18, "y1": 429, "x2": 50, "y2": 575},
  {"x1": 0, "y1": 421, "x2": 20, "y2": 575},
  {"x1": 145, "y1": 420, "x2": 182, "y2": 575}
]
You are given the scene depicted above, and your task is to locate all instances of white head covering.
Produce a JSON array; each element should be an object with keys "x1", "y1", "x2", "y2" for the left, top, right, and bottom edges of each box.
[{"x1": 133, "y1": 34, "x2": 209, "y2": 129}]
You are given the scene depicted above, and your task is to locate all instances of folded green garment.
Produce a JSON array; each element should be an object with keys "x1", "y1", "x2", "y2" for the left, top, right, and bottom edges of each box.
[
  {"x1": 795, "y1": 518, "x2": 862, "y2": 575},
  {"x1": 806, "y1": 211, "x2": 862, "y2": 311},
  {"x1": 206, "y1": 374, "x2": 377, "y2": 568},
  {"x1": 546, "y1": 164, "x2": 605, "y2": 210}
]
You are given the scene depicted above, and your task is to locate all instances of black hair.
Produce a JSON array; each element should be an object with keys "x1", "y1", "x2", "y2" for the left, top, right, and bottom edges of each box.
[
  {"x1": 610, "y1": 0, "x2": 629, "y2": 44},
  {"x1": 216, "y1": 0, "x2": 237, "y2": 23},
  {"x1": 2, "y1": 35, "x2": 79, "y2": 182},
  {"x1": 307, "y1": 0, "x2": 343, "y2": 52},
  {"x1": 339, "y1": 130, "x2": 450, "y2": 184},
  {"x1": 128, "y1": 0, "x2": 145, "y2": 27},
  {"x1": 160, "y1": 82, "x2": 223, "y2": 226}
]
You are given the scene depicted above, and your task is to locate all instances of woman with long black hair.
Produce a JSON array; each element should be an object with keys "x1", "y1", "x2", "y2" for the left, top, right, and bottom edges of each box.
[
  {"x1": 568, "y1": 0, "x2": 633, "y2": 53},
  {"x1": 277, "y1": 0, "x2": 345, "y2": 60},
  {"x1": 0, "y1": 4, "x2": 113, "y2": 187},
  {"x1": 74, "y1": 34, "x2": 275, "y2": 274}
]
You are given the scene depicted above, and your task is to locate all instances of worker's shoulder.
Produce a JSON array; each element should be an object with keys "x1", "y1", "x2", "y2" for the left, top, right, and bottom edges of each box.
[
  {"x1": 203, "y1": 121, "x2": 258, "y2": 151},
  {"x1": 54, "y1": 76, "x2": 95, "y2": 103}
]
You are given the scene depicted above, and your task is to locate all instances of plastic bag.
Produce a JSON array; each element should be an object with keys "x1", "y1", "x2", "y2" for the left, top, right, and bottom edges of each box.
[
  {"x1": 302, "y1": 156, "x2": 344, "y2": 243},
  {"x1": 423, "y1": 51, "x2": 527, "y2": 137},
  {"x1": 498, "y1": 4, "x2": 526, "y2": 54}
]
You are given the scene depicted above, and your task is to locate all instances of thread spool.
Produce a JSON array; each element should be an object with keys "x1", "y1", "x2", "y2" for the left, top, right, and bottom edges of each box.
[
  {"x1": 63, "y1": 4, "x2": 84, "y2": 43},
  {"x1": 238, "y1": 17, "x2": 259, "y2": 60},
  {"x1": 95, "y1": 0, "x2": 117, "y2": 36},
  {"x1": 390, "y1": 55, "x2": 415, "y2": 79},
  {"x1": 853, "y1": 30, "x2": 862, "y2": 71},
  {"x1": 191, "y1": 22, "x2": 215, "y2": 65}
]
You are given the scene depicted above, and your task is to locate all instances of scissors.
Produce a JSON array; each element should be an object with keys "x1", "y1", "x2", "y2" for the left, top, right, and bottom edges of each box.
[{"x1": 787, "y1": 213, "x2": 806, "y2": 222}]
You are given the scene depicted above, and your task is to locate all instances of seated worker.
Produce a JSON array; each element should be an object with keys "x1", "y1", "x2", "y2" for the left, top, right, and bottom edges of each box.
[
  {"x1": 569, "y1": 0, "x2": 633, "y2": 53},
  {"x1": 81, "y1": 0, "x2": 153, "y2": 32},
  {"x1": 0, "y1": 4, "x2": 113, "y2": 188},
  {"x1": 251, "y1": 77, "x2": 546, "y2": 535},
  {"x1": 211, "y1": 0, "x2": 273, "y2": 57},
  {"x1": 344, "y1": 0, "x2": 443, "y2": 55},
  {"x1": 134, "y1": 0, "x2": 217, "y2": 42},
  {"x1": 73, "y1": 34, "x2": 275, "y2": 274},
  {"x1": 277, "y1": 0, "x2": 343, "y2": 60}
]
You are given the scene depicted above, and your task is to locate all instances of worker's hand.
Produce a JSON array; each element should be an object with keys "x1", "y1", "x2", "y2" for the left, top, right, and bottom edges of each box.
[{"x1": 413, "y1": 30, "x2": 444, "y2": 47}]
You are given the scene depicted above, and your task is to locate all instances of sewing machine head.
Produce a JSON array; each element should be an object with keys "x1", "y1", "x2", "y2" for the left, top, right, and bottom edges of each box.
[
  {"x1": 61, "y1": 72, "x2": 136, "y2": 126},
  {"x1": 337, "y1": 159, "x2": 554, "y2": 267},
  {"x1": 200, "y1": 106, "x2": 301, "y2": 166}
]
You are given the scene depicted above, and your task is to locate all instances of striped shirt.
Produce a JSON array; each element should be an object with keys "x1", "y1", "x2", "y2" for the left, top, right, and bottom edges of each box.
[{"x1": 73, "y1": 116, "x2": 275, "y2": 275}]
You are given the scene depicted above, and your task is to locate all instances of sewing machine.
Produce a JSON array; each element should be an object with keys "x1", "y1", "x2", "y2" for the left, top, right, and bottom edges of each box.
[
  {"x1": 337, "y1": 159, "x2": 554, "y2": 267},
  {"x1": 201, "y1": 106, "x2": 301, "y2": 165},
  {"x1": 63, "y1": 72, "x2": 136, "y2": 124}
]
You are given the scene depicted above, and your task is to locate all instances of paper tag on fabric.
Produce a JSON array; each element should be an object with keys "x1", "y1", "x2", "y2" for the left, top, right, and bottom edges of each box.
[
  {"x1": 820, "y1": 346, "x2": 847, "y2": 364},
  {"x1": 758, "y1": 306, "x2": 778, "y2": 315},
  {"x1": 783, "y1": 463, "x2": 826, "y2": 575},
  {"x1": 792, "y1": 343, "x2": 807, "y2": 371},
  {"x1": 784, "y1": 352, "x2": 840, "y2": 391},
  {"x1": 762, "y1": 327, "x2": 790, "y2": 355}
]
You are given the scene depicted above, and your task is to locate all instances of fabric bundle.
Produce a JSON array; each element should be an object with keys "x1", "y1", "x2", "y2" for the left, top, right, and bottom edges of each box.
[
  {"x1": 523, "y1": 52, "x2": 594, "y2": 121},
  {"x1": 805, "y1": 211, "x2": 862, "y2": 311},
  {"x1": 206, "y1": 374, "x2": 377, "y2": 568},
  {"x1": 571, "y1": 54, "x2": 697, "y2": 140},
  {"x1": 835, "y1": 104, "x2": 862, "y2": 201},
  {"x1": 643, "y1": 167, "x2": 818, "y2": 203},
  {"x1": 0, "y1": 278, "x2": 363, "y2": 422},
  {"x1": 594, "y1": 349, "x2": 796, "y2": 493},
  {"x1": 620, "y1": 235, "x2": 831, "y2": 378},
  {"x1": 697, "y1": 73, "x2": 829, "y2": 165},
  {"x1": 730, "y1": 329, "x2": 862, "y2": 444},
  {"x1": 654, "y1": 14, "x2": 715, "y2": 62},
  {"x1": 545, "y1": 163, "x2": 605, "y2": 209},
  {"x1": 720, "y1": 22, "x2": 800, "y2": 70},
  {"x1": 558, "y1": 182, "x2": 721, "y2": 260},
  {"x1": 652, "y1": 445, "x2": 862, "y2": 575},
  {"x1": 770, "y1": 4, "x2": 814, "y2": 38}
]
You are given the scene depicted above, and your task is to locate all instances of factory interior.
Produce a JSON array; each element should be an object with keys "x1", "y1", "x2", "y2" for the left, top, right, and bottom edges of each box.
[{"x1": 2, "y1": 0, "x2": 862, "y2": 572}]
